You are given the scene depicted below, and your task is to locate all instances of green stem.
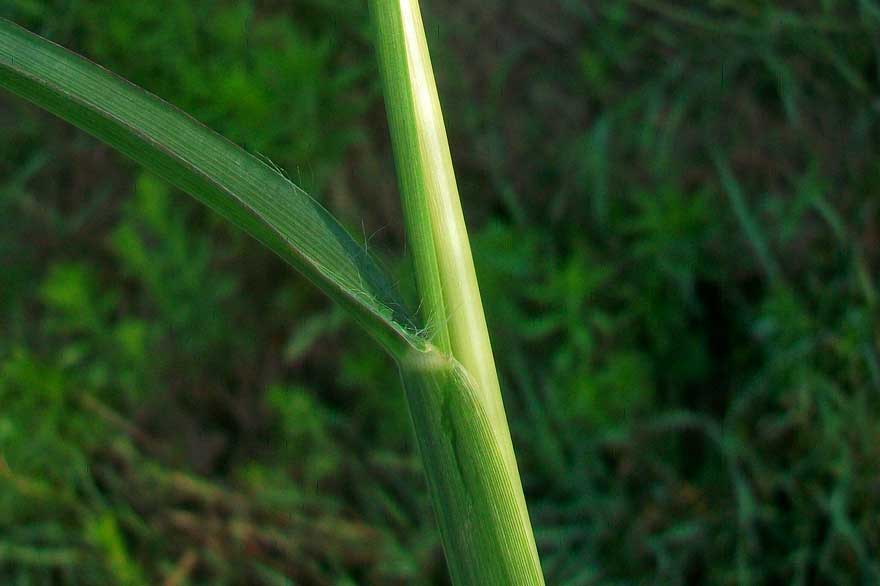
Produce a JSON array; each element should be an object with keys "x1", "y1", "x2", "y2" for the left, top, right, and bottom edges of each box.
[{"x1": 371, "y1": 1, "x2": 544, "y2": 583}]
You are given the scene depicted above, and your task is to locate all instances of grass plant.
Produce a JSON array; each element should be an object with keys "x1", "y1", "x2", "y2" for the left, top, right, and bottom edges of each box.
[{"x1": 0, "y1": 2, "x2": 543, "y2": 583}]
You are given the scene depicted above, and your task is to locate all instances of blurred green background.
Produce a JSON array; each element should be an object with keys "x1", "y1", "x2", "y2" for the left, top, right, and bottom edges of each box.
[{"x1": 2, "y1": 1, "x2": 879, "y2": 584}]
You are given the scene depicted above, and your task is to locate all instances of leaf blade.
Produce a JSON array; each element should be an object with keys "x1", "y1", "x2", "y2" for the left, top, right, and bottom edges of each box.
[{"x1": 0, "y1": 17, "x2": 417, "y2": 356}]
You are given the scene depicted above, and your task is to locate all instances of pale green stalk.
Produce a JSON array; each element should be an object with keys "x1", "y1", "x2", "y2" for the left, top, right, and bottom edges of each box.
[
  {"x1": 371, "y1": 1, "x2": 544, "y2": 584},
  {"x1": 371, "y1": 0, "x2": 504, "y2": 432}
]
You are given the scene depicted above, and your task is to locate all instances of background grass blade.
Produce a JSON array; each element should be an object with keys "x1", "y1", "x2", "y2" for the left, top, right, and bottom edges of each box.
[{"x1": 0, "y1": 17, "x2": 416, "y2": 357}]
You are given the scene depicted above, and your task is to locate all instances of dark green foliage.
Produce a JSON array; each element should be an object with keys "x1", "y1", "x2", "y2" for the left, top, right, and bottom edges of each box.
[{"x1": 1, "y1": 0, "x2": 879, "y2": 584}]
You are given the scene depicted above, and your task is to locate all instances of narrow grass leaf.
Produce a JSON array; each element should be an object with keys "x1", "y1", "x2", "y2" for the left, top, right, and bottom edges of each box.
[{"x1": 0, "y1": 18, "x2": 416, "y2": 356}]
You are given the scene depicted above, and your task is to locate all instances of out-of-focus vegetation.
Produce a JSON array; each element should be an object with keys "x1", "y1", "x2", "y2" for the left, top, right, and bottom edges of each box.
[{"x1": 1, "y1": 0, "x2": 879, "y2": 584}]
